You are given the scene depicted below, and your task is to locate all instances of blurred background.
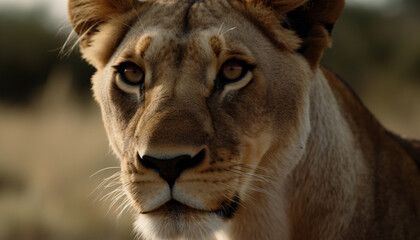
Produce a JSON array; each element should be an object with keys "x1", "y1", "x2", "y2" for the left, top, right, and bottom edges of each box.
[{"x1": 0, "y1": 0, "x2": 419, "y2": 239}]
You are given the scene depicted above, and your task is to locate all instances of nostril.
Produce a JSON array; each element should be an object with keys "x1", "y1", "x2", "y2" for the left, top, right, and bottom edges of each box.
[
  {"x1": 138, "y1": 155, "x2": 159, "y2": 172},
  {"x1": 177, "y1": 149, "x2": 206, "y2": 172},
  {"x1": 138, "y1": 149, "x2": 206, "y2": 188}
]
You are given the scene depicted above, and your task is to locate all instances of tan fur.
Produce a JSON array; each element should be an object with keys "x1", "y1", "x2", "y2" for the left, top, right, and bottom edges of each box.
[{"x1": 69, "y1": 0, "x2": 420, "y2": 239}]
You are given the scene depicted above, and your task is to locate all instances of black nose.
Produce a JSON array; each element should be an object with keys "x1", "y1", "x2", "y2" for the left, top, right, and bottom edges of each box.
[{"x1": 138, "y1": 150, "x2": 206, "y2": 188}]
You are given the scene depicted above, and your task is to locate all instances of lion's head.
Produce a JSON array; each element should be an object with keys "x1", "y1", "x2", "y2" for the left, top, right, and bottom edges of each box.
[{"x1": 69, "y1": 0, "x2": 344, "y2": 239}]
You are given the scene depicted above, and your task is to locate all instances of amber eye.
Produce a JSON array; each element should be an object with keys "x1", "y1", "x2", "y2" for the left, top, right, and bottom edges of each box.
[
  {"x1": 216, "y1": 60, "x2": 252, "y2": 90},
  {"x1": 115, "y1": 62, "x2": 144, "y2": 86},
  {"x1": 221, "y1": 61, "x2": 245, "y2": 81}
]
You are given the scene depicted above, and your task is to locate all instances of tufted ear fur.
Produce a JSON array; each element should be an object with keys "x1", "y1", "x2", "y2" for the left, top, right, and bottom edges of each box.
[
  {"x1": 68, "y1": 0, "x2": 143, "y2": 68},
  {"x1": 238, "y1": 0, "x2": 345, "y2": 67},
  {"x1": 285, "y1": 0, "x2": 345, "y2": 67}
]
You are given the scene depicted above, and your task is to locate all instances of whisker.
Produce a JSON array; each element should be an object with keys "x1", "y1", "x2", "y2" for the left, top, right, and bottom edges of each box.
[
  {"x1": 106, "y1": 14, "x2": 142, "y2": 35},
  {"x1": 229, "y1": 162, "x2": 272, "y2": 173},
  {"x1": 217, "y1": 21, "x2": 226, "y2": 36},
  {"x1": 89, "y1": 166, "x2": 120, "y2": 178},
  {"x1": 100, "y1": 186, "x2": 124, "y2": 202},
  {"x1": 105, "y1": 193, "x2": 126, "y2": 217},
  {"x1": 88, "y1": 171, "x2": 121, "y2": 199},
  {"x1": 227, "y1": 169, "x2": 273, "y2": 184},
  {"x1": 130, "y1": 1, "x2": 146, "y2": 33},
  {"x1": 223, "y1": 26, "x2": 237, "y2": 35},
  {"x1": 91, "y1": 171, "x2": 120, "y2": 191},
  {"x1": 117, "y1": 198, "x2": 132, "y2": 219},
  {"x1": 59, "y1": 24, "x2": 96, "y2": 57},
  {"x1": 245, "y1": 184, "x2": 274, "y2": 197}
]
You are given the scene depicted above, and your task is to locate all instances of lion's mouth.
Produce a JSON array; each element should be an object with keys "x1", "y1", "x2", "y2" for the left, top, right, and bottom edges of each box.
[{"x1": 141, "y1": 196, "x2": 240, "y2": 219}]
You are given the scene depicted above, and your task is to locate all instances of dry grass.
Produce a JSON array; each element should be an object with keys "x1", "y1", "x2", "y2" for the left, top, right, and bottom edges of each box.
[{"x1": 0, "y1": 72, "x2": 132, "y2": 240}]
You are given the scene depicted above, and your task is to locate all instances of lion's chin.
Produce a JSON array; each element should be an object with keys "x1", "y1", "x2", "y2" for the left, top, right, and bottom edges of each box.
[{"x1": 134, "y1": 201, "x2": 226, "y2": 240}]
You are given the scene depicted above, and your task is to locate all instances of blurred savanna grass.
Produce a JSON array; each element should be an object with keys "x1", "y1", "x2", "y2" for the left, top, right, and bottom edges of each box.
[
  {"x1": 0, "y1": 72, "x2": 132, "y2": 239},
  {"x1": 0, "y1": 1, "x2": 419, "y2": 240}
]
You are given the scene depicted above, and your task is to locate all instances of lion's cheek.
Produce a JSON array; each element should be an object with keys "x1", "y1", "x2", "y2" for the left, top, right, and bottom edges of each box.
[{"x1": 122, "y1": 176, "x2": 170, "y2": 213}]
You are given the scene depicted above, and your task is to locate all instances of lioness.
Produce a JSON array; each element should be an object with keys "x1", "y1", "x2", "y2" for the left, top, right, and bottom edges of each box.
[{"x1": 68, "y1": 0, "x2": 420, "y2": 239}]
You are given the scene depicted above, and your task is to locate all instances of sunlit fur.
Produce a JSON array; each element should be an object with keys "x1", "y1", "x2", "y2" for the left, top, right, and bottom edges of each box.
[{"x1": 69, "y1": 0, "x2": 420, "y2": 239}]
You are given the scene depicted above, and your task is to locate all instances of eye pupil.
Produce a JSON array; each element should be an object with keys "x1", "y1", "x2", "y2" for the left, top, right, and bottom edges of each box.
[
  {"x1": 222, "y1": 61, "x2": 244, "y2": 81},
  {"x1": 120, "y1": 64, "x2": 144, "y2": 84}
]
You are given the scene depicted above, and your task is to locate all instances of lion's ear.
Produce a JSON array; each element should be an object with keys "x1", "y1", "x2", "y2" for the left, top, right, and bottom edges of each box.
[
  {"x1": 68, "y1": 0, "x2": 141, "y2": 68},
  {"x1": 282, "y1": 0, "x2": 345, "y2": 67},
  {"x1": 241, "y1": 0, "x2": 344, "y2": 67},
  {"x1": 68, "y1": 0, "x2": 138, "y2": 36}
]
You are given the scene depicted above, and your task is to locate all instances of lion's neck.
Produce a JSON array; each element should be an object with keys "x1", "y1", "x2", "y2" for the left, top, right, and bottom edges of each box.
[
  {"x1": 285, "y1": 69, "x2": 368, "y2": 239},
  {"x1": 276, "y1": 68, "x2": 417, "y2": 240}
]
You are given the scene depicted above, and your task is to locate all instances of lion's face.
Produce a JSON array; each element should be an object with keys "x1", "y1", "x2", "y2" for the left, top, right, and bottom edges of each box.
[{"x1": 69, "y1": 0, "x2": 343, "y2": 238}]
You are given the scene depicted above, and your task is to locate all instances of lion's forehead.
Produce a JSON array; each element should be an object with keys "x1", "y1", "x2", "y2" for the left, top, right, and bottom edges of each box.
[
  {"x1": 119, "y1": 0, "x2": 250, "y2": 60},
  {"x1": 138, "y1": 0, "x2": 234, "y2": 30},
  {"x1": 137, "y1": 30, "x2": 219, "y2": 64}
]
